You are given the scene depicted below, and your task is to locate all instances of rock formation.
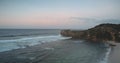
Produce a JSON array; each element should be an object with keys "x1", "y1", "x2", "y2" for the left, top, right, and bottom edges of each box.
[{"x1": 61, "y1": 23, "x2": 120, "y2": 42}]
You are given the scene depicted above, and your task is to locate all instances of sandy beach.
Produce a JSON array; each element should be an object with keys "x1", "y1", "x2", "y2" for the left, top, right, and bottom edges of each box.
[{"x1": 108, "y1": 43, "x2": 120, "y2": 63}]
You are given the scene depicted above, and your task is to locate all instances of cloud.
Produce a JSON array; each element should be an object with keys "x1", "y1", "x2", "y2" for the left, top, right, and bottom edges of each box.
[
  {"x1": 70, "y1": 17, "x2": 120, "y2": 24},
  {"x1": 68, "y1": 17, "x2": 120, "y2": 29},
  {"x1": 97, "y1": 19, "x2": 120, "y2": 24}
]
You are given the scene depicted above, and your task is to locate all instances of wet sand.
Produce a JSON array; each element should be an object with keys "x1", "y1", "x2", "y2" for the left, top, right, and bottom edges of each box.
[{"x1": 108, "y1": 43, "x2": 120, "y2": 63}]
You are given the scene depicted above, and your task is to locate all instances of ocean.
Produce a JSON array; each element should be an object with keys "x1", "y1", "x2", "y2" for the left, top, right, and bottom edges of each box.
[
  {"x1": 0, "y1": 29, "x2": 110, "y2": 63},
  {"x1": 0, "y1": 29, "x2": 68, "y2": 52}
]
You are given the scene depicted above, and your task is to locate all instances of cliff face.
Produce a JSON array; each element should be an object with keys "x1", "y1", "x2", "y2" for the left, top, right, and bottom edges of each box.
[
  {"x1": 61, "y1": 30, "x2": 86, "y2": 39},
  {"x1": 61, "y1": 24, "x2": 120, "y2": 42}
]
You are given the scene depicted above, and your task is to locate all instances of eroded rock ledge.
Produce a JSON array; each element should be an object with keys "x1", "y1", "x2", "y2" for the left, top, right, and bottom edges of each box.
[{"x1": 61, "y1": 23, "x2": 120, "y2": 42}]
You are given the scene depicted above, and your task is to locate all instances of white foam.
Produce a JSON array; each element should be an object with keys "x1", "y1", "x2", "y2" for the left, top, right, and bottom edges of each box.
[
  {"x1": 0, "y1": 35, "x2": 70, "y2": 52},
  {"x1": 99, "y1": 47, "x2": 111, "y2": 63}
]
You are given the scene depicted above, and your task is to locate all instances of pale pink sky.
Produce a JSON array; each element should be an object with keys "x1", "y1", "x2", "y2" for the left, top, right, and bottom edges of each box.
[{"x1": 0, "y1": 0, "x2": 120, "y2": 29}]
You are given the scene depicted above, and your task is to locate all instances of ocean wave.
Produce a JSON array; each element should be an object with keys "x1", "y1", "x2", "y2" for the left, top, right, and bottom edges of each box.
[
  {"x1": 0, "y1": 33, "x2": 42, "y2": 37},
  {"x1": 0, "y1": 35, "x2": 70, "y2": 52},
  {"x1": 99, "y1": 47, "x2": 111, "y2": 63}
]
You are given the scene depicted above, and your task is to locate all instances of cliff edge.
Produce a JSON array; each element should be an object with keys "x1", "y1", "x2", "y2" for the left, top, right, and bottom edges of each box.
[{"x1": 61, "y1": 23, "x2": 120, "y2": 42}]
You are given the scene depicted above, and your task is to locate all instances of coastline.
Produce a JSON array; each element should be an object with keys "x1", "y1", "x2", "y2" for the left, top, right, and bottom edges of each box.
[
  {"x1": 0, "y1": 39, "x2": 109, "y2": 63},
  {"x1": 108, "y1": 43, "x2": 120, "y2": 63}
]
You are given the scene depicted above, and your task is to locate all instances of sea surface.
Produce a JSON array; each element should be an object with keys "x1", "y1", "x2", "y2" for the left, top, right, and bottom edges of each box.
[
  {"x1": 0, "y1": 29, "x2": 110, "y2": 63},
  {"x1": 0, "y1": 29, "x2": 69, "y2": 52}
]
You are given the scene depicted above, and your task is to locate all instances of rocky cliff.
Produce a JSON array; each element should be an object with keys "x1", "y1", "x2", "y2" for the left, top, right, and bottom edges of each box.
[{"x1": 61, "y1": 24, "x2": 120, "y2": 42}]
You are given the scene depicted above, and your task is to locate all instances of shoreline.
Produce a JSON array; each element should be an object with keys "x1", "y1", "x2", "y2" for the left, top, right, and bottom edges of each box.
[
  {"x1": 108, "y1": 43, "x2": 120, "y2": 63},
  {"x1": 0, "y1": 39, "x2": 118, "y2": 63}
]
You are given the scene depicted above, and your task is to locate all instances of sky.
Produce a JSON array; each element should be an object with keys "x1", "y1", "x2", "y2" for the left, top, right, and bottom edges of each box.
[{"x1": 0, "y1": 0, "x2": 120, "y2": 29}]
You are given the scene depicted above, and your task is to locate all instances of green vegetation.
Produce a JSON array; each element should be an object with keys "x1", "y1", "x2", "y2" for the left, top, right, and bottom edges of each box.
[{"x1": 61, "y1": 23, "x2": 120, "y2": 42}]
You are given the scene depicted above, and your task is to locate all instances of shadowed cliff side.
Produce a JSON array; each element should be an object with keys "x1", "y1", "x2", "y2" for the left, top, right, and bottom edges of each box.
[{"x1": 61, "y1": 23, "x2": 120, "y2": 42}]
